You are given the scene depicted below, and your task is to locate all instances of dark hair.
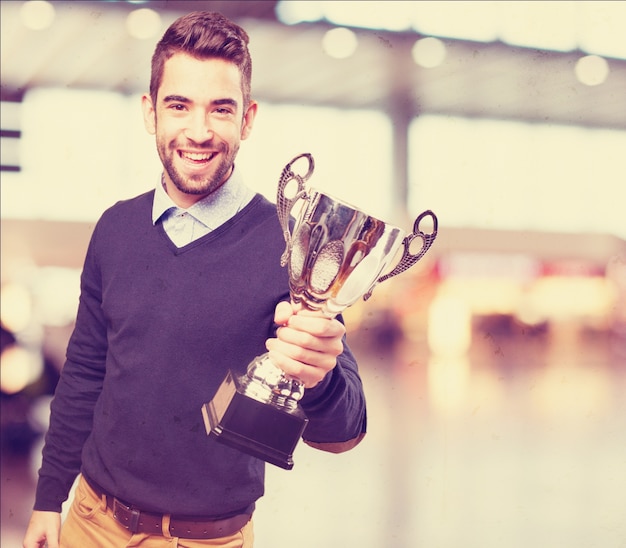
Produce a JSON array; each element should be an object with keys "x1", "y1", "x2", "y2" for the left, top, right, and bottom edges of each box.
[{"x1": 150, "y1": 11, "x2": 252, "y2": 107}]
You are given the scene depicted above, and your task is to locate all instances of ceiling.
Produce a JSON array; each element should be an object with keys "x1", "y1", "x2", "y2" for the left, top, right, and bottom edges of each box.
[{"x1": 2, "y1": 0, "x2": 626, "y2": 130}]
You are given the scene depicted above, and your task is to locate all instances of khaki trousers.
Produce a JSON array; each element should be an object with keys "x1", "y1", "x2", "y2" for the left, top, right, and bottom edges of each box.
[{"x1": 60, "y1": 476, "x2": 254, "y2": 548}]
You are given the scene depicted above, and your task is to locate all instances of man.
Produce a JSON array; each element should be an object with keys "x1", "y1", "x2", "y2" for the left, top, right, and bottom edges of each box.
[{"x1": 23, "y1": 11, "x2": 366, "y2": 548}]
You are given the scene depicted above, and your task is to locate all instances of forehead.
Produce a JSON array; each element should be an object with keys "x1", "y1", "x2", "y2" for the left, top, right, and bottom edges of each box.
[{"x1": 158, "y1": 53, "x2": 243, "y2": 104}]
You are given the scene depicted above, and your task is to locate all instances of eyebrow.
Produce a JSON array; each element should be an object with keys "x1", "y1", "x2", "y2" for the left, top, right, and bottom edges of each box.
[
  {"x1": 162, "y1": 95, "x2": 239, "y2": 109},
  {"x1": 213, "y1": 98, "x2": 239, "y2": 109},
  {"x1": 163, "y1": 94, "x2": 191, "y2": 104}
]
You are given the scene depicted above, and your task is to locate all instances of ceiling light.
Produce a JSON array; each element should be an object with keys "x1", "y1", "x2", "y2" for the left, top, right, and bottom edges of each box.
[
  {"x1": 575, "y1": 55, "x2": 609, "y2": 86},
  {"x1": 20, "y1": 0, "x2": 55, "y2": 31},
  {"x1": 412, "y1": 37, "x2": 446, "y2": 68},
  {"x1": 275, "y1": 0, "x2": 324, "y2": 25},
  {"x1": 126, "y1": 8, "x2": 162, "y2": 40},
  {"x1": 322, "y1": 27, "x2": 358, "y2": 59}
]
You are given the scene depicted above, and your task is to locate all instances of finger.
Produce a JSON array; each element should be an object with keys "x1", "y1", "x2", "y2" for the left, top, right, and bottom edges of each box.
[
  {"x1": 266, "y1": 336, "x2": 340, "y2": 371},
  {"x1": 286, "y1": 315, "x2": 346, "y2": 338},
  {"x1": 265, "y1": 341, "x2": 330, "y2": 388},
  {"x1": 276, "y1": 325, "x2": 344, "y2": 355},
  {"x1": 273, "y1": 300, "x2": 294, "y2": 325}
]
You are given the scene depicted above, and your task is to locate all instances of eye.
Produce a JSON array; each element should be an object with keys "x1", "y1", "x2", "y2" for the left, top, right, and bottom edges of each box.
[{"x1": 169, "y1": 103, "x2": 187, "y2": 111}]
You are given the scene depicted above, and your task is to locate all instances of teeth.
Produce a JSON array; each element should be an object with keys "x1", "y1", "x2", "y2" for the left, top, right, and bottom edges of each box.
[{"x1": 182, "y1": 151, "x2": 213, "y2": 161}]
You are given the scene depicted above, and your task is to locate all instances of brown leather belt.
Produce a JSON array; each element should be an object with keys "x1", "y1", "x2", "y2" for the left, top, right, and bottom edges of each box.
[{"x1": 84, "y1": 476, "x2": 251, "y2": 540}]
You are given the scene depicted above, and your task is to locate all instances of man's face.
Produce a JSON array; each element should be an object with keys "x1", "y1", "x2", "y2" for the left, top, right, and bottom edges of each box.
[{"x1": 142, "y1": 53, "x2": 257, "y2": 208}]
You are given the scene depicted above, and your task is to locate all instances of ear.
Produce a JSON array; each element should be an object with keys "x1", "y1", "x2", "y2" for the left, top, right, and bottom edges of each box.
[
  {"x1": 240, "y1": 100, "x2": 258, "y2": 141},
  {"x1": 141, "y1": 94, "x2": 156, "y2": 135}
]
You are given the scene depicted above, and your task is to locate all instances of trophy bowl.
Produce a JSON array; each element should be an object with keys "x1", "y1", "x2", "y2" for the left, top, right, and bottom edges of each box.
[{"x1": 203, "y1": 153, "x2": 438, "y2": 469}]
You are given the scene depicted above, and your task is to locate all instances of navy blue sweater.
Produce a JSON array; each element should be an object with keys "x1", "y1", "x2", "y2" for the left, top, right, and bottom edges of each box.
[{"x1": 35, "y1": 191, "x2": 366, "y2": 517}]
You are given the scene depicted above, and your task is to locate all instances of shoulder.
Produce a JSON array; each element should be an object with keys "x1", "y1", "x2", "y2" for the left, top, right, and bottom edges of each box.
[
  {"x1": 246, "y1": 193, "x2": 278, "y2": 218},
  {"x1": 99, "y1": 190, "x2": 155, "y2": 222},
  {"x1": 89, "y1": 190, "x2": 155, "y2": 248},
  {"x1": 93, "y1": 190, "x2": 155, "y2": 231},
  {"x1": 236, "y1": 193, "x2": 282, "y2": 233}
]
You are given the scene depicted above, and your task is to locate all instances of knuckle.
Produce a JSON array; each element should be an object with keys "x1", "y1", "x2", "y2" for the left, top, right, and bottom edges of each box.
[{"x1": 291, "y1": 346, "x2": 311, "y2": 363}]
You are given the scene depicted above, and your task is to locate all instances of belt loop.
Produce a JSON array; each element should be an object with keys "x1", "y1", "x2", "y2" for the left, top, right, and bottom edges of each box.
[
  {"x1": 82, "y1": 475, "x2": 107, "y2": 513},
  {"x1": 162, "y1": 514, "x2": 173, "y2": 539}
]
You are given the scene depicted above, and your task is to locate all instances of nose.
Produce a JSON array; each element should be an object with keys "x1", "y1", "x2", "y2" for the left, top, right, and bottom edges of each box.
[{"x1": 184, "y1": 111, "x2": 213, "y2": 143}]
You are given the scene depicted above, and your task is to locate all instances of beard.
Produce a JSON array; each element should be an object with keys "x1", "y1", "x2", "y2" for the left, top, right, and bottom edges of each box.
[{"x1": 157, "y1": 136, "x2": 239, "y2": 197}]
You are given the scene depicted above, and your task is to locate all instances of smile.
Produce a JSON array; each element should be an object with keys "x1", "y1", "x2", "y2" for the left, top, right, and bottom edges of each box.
[{"x1": 179, "y1": 151, "x2": 216, "y2": 163}]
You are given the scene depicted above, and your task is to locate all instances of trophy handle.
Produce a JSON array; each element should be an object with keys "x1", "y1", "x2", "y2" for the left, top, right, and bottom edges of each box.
[
  {"x1": 364, "y1": 210, "x2": 438, "y2": 300},
  {"x1": 276, "y1": 153, "x2": 315, "y2": 266}
]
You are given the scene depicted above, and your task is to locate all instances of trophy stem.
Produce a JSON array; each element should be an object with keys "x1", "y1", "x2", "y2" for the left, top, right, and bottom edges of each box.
[{"x1": 241, "y1": 352, "x2": 305, "y2": 410}]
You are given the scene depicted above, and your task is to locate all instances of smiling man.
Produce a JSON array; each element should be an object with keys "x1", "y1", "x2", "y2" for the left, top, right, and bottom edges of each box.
[{"x1": 23, "y1": 12, "x2": 366, "y2": 548}]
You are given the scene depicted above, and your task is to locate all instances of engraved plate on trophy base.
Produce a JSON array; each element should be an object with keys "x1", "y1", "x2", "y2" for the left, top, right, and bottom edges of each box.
[{"x1": 202, "y1": 371, "x2": 309, "y2": 470}]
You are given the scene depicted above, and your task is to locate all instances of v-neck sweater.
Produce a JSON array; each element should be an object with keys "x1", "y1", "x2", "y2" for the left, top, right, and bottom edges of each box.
[{"x1": 35, "y1": 190, "x2": 366, "y2": 518}]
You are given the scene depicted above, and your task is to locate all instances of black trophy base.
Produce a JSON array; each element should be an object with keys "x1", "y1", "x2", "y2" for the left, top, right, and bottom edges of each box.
[{"x1": 202, "y1": 371, "x2": 308, "y2": 470}]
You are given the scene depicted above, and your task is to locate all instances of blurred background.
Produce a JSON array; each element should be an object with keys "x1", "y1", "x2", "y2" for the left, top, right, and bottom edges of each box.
[{"x1": 1, "y1": 1, "x2": 625, "y2": 547}]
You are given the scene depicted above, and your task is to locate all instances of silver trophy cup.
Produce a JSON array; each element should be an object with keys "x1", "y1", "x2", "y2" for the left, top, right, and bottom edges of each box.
[{"x1": 203, "y1": 153, "x2": 438, "y2": 469}]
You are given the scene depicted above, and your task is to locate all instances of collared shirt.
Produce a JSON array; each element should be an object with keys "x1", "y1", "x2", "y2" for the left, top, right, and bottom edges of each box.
[{"x1": 152, "y1": 167, "x2": 255, "y2": 247}]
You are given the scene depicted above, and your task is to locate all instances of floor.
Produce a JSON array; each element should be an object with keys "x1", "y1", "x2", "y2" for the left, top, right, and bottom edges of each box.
[{"x1": 2, "y1": 320, "x2": 625, "y2": 548}]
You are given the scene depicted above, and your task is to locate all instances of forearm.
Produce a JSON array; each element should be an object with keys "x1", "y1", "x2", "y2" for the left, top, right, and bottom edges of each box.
[
  {"x1": 35, "y1": 228, "x2": 107, "y2": 511},
  {"x1": 299, "y1": 340, "x2": 367, "y2": 449},
  {"x1": 35, "y1": 357, "x2": 104, "y2": 511}
]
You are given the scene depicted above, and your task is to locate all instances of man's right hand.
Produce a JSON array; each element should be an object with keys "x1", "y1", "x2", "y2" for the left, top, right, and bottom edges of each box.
[{"x1": 23, "y1": 510, "x2": 61, "y2": 548}]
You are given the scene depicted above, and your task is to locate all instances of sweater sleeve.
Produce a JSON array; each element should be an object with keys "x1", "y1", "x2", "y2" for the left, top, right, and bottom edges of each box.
[
  {"x1": 34, "y1": 223, "x2": 108, "y2": 512},
  {"x1": 299, "y1": 331, "x2": 367, "y2": 453}
]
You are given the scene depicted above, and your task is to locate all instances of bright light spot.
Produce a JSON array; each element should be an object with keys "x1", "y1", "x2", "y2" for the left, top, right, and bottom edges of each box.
[
  {"x1": 20, "y1": 0, "x2": 55, "y2": 30},
  {"x1": 526, "y1": 276, "x2": 616, "y2": 321},
  {"x1": 0, "y1": 345, "x2": 43, "y2": 395},
  {"x1": 8, "y1": 88, "x2": 156, "y2": 222},
  {"x1": 409, "y1": 115, "x2": 626, "y2": 239},
  {"x1": 0, "y1": 283, "x2": 32, "y2": 333},
  {"x1": 237, "y1": 103, "x2": 393, "y2": 222},
  {"x1": 412, "y1": 37, "x2": 447, "y2": 68},
  {"x1": 516, "y1": 298, "x2": 547, "y2": 327},
  {"x1": 126, "y1": 8, "x2": 161, "y2": 40},
  {"x1": 29, "y1": 395, "x2": 53, "y2": 433},
  {"x1": 322, "y1": 27, "x2": 358, "y2": 59},
  {"x1": 428, "y1": 292, "x2": 472, "y2": 357},
  {"x1": 275, "y1": 0, "x2": 325, "y2": 25},
  {"x1": 427, "y1": 355, "x2": 470, "y2": 415},
  {"x1": 575, "y1": 55, "x2": 610, "y2": 86},
  {"x1": 440, "y1": 252, "x2": 540, "y2": 281},
  {"x1": 447, "y1": 278, "x2": 524, "y2": 316},
  {"x1": 33, "y1": 267, "x2": 81, "y2": 327}
]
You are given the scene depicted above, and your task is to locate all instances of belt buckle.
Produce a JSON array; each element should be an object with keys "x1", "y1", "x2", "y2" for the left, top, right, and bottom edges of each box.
[{"x1": 113, "y1": 498, "x2": 141, "y2": 534}]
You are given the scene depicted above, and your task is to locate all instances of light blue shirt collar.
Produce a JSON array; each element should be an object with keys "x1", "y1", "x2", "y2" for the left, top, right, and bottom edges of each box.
[{"x1": 151, "y1": 166, "x2": 254, "y2": 230}]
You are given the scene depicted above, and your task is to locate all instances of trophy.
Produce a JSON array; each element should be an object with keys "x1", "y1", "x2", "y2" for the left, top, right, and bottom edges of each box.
[{"x1": 202, "y1": 153, "x2": 438, "y2": 469}]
